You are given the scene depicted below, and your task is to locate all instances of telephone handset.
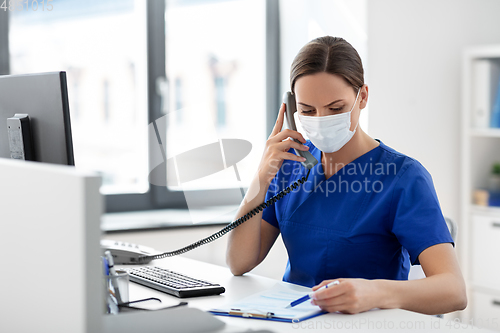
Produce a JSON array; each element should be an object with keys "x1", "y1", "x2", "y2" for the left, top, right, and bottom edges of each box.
[
  {"x1": 105, "y1": 93, "x2": 318, "y2": 265},
  {"x1": 283, "y1": 91, "x2": 318, "y2": 170},
  {"x1": 101, "y1": 239, "x2": 158, "y2": 264}
]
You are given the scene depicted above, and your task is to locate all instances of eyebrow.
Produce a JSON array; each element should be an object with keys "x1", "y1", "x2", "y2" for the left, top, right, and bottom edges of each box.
[{"x1": 298, "y1": 99, "x2": 344, "y2": 108}]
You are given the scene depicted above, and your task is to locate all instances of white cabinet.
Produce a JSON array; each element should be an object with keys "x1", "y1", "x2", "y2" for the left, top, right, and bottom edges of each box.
[
  {"x1": 461, "y1": 45, "x2": 500, "y2": 329},
  {"x1": 471, "y1": 214, "x2": 500, "y2": 289},
  {"x1": 472, "y1": 290, "x2": 500, "y2": 331}
]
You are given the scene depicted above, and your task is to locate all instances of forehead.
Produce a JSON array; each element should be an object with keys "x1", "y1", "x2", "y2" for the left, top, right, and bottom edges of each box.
[{"x1": 294, "y1": 72, "x2": 353, "y2": 104}]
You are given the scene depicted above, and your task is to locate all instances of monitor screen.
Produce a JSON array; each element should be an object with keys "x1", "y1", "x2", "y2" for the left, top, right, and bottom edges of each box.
[{"x1": 0, "y1": 71, "x2": 75, "y2": 165}]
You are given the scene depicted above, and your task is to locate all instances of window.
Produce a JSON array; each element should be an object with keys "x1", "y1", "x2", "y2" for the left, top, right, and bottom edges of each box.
[
  {"x1": 163, "y1": 0, "x2": 267, "y2": 193},
  {"x1": 9, "y1": 0, "x2": 149, "y2": 195},
  {"x1": 5, "y1": 0, "x2": 279, "y2": 217}
]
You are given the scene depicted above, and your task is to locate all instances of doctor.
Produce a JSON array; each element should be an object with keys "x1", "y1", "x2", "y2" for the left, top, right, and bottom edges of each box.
[{"x1": 226, "y1": 36, "x2": 466, "y2": 315}]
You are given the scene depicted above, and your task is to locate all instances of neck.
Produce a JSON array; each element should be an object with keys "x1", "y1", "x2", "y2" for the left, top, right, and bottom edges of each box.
[{"x1": 321, "y1": 128, "x2": 379, "y2": 177}]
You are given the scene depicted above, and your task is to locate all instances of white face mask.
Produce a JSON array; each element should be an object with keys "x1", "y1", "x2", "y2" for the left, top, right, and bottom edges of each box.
[{"x1": 298, "y1": 89, "x2": 360, "y2": 153}]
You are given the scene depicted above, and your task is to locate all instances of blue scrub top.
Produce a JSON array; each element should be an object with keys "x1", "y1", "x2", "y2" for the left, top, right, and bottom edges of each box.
[{"x1": 262, "y1": 139, "x2": 453, "y2": 288}]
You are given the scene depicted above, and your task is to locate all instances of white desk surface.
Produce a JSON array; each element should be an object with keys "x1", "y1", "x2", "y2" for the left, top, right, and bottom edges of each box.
[{"x1": 119, "y1": 257, "x2": 485, "y2": 333}]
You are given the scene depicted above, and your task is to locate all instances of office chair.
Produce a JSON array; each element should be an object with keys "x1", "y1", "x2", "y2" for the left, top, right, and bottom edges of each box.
[{"x1": 444, "y1": 217, "x2": 458, "y2": 244}]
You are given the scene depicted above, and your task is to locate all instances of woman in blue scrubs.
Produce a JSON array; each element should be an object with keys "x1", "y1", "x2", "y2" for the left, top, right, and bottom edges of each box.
[{"x1": 226, "y1": 36, "x2": 466, "y2": 315}]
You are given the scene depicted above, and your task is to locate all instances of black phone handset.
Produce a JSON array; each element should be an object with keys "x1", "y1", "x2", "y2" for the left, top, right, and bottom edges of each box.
[
  {"x1": 138, "y1": 92, "x2": 319, "y2": 263},
  {"x1": 283, "y1": 92, "x2": 319, "y2": 170}
]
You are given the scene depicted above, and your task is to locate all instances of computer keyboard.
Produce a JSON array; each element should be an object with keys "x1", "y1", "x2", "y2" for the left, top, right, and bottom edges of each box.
[{"x1": 124, "y1": 266, "x2": 225, "y2": 298}]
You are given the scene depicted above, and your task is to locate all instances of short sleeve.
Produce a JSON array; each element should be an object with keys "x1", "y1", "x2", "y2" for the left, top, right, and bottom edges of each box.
[
  {"x1": 262, "y1": 175, "x2": 280, "y2": 229},
  {"x1": 390, "y1": 160, "x2": 454, "y2": 265}
]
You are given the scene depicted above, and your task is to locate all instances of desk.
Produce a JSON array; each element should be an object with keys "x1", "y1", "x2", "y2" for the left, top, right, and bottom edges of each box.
[
  {"x1": 3, "y1": 159, "x2": 482, "y2": 333},
  {"x1": 120, "y1": 257, "x2": 488, "y2": 333}
]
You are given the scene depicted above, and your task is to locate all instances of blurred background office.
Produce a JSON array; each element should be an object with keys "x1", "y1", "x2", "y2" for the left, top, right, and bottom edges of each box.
[{"x1": 2, "y1": 0, "x2": 500, "y2": 327}]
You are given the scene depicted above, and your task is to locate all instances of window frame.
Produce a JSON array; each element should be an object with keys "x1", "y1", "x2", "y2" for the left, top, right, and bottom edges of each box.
[
  {"x1": 0, "y1": 10, "x2": 8, "y2": 75},
  {"x1": 2, "y1": 0, "x2": 280, "y2": 215}
]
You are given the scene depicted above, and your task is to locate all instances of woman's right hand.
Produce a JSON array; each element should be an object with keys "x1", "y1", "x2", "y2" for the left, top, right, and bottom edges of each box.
[{"x1": 257, "y1": 103, "x2": 310, "y2": 185}]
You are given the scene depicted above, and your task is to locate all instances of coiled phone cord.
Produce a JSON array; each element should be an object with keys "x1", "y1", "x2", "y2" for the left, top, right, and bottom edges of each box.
[{"x1": 139, "y1": 169, "x2": 311, "y2": 263}]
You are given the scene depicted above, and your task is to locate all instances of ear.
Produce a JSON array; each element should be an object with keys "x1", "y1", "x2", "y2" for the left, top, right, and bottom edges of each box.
[{"x1": 359, "y1": 84, "x2": 369, "y2": 110}]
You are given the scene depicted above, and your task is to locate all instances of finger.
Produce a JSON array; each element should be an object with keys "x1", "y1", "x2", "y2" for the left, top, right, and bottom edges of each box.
[
  {"x1": 272, "y1": 128, "x2": 307, "y2": 144},
  {"x1": 321, "y1": 303, "x2": 349, "y2": 314},
  {"x1": 311, "y1": 296, "x2": 348, "y2": 314},
  {"x1": 279, "y1": 151, "x2": 307, "y2": 163},
  {"x1": 275, "y1": 139, "x2": 310, "y2": 153},
  {"x1": 312, "y1": 280, "x2": 333, "y2": 291},
  {"x1": 312, "y1": 295, "x2": 345, "y2": 308},
  {"x1": 312, "y1": 278, "x2": 342, "y2": 291},
  {"x1": 270, "y1": 103, "x2": 286, "y2": 137},
  {"x1": 311, "y1": 280, "x2": 343, "y2": 300}
]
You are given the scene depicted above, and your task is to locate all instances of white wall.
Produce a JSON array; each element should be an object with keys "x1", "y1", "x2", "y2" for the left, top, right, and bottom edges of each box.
[{"x1": 367, "y1": 0, "x2": 500, "y2": 235}]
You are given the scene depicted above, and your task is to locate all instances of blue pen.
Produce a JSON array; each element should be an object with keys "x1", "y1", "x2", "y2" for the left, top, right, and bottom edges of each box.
[
  {"x1": 103, "y1": 257, "x2": 109, "y2": 276},
  {"x1": 285, "y1": 280, "x2": 340, "y2": 308},
  {"x1": 104, "y1": 251, "x2": 123, "y2": 304}
]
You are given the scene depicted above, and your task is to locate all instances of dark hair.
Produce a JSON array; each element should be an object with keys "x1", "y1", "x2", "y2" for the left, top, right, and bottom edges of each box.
[{"x1": 290, "y1": 36, "x2": 364, "y2": 94}]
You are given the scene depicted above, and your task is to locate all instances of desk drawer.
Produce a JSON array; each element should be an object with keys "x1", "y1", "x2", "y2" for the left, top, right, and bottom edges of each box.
[
  {"x1": 472, "y1": 215, "x2": 500, "y2": 289},
  {"x1": 472, "y1": 291, "x2": 500, "y2": 331}
]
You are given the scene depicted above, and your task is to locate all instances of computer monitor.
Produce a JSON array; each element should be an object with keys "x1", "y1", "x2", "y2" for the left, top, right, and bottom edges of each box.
[{"x1": 0, "y1": 71, "x2": 75, "y2": 165}]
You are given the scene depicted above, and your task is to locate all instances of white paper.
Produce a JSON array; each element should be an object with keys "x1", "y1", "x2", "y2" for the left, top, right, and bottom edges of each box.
[{"x1": 211, "y1": 282, "x2": 324, "y2": 321}]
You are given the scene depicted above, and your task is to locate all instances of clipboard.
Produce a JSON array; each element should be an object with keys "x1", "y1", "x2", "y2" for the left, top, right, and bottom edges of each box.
[
  {"x1": 209, "y1": 282, "x2": 326, "y2": 323},
  {"x1": 228, "y1": 308, "x2": 275, "y2": 319}
]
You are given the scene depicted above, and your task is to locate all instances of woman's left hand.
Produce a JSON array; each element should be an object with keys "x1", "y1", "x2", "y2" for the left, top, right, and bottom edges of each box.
[{"x1": 310, "y1": 278, "x2": 382, "y2": 314}]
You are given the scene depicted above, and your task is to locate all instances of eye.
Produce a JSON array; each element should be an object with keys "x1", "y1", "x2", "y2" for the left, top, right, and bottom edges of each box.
[
  {"x1": 300, "y1": 109, "x2": 314, "y2": 114},
  {"x1": 330, "y1": 107, "x2": 343, "y2": 112}
]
